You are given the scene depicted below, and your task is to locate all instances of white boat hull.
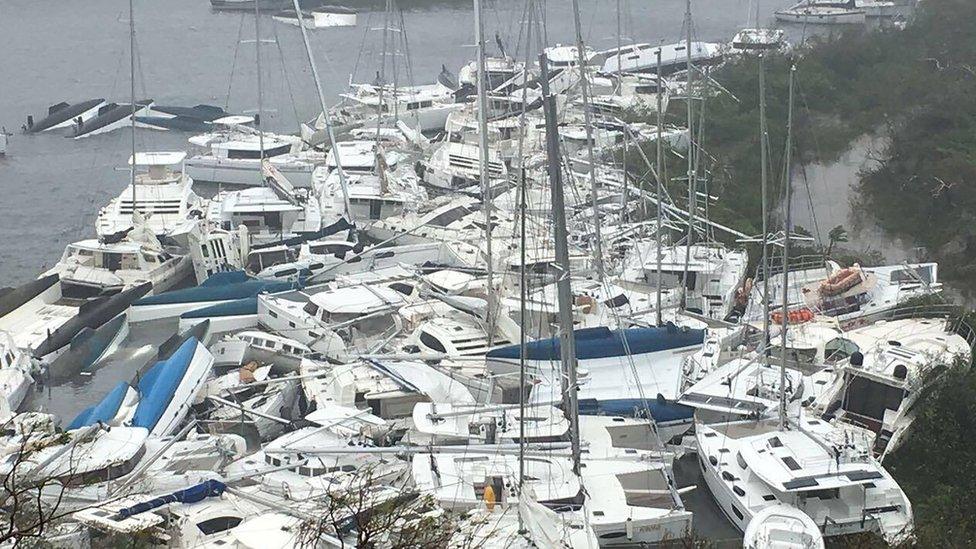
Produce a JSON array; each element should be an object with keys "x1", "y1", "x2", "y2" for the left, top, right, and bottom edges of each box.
[
  {"x1": 178, "y1": 313, "x2": 257, "y2": 336},
  {"x1": 185, "y1": 157, "x2": 315, "y2": 188},
  {"x1": 775, "y1": 8, "x2": 866, "y2": 24}
]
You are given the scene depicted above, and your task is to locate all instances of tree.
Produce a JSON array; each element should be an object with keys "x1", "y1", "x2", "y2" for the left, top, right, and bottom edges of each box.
[{"x1": 826, "y1": 225, "x2": 849, "y2": 256}]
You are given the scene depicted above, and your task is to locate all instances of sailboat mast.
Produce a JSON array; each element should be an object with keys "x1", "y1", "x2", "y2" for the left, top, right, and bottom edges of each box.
[
  {"x1": 655, "y1": 49, "x2": 664, "y2": 327},
  {"x1": 376, "y1": 0, "x2": 392, "y2": 146},
  {"x1": 779, "y1": 64, "x2": 796, "y2": 429},
  {"x1": 759, "y1": 54, "x2": 771, "y2": 349},
  {"x1": 516, "y1": 0, "x2": 536, "y2": 518},
  {"x1": 473, "y1": 0, "x2": 495, "y2": 344},
  {"x1": 129, "y1": 0, "x2": 137, "y2": 215},
  {"x1": 571, "y1": 0, "x2": 605, "y2": 278},
  {"x1": 253, "y1": 0, "x2": 266, "y2": 167},
  {"x1": 540, "y1": 52, "x2": 581, "y2": 475},
  {"x1": 615, "y1": 0, "x2": 622, "y2": 93},
  {"x1": 681, "y1": 0, "x2": 696, "y2": 304},
  {"x1": 289, "y1": 0, "x2": 351, "y2": 221}
]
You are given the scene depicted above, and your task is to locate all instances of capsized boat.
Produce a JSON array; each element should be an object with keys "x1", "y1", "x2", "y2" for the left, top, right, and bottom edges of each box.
[
  {"x1": 23, "y1": 98, "x2": 106, "y2": 133},
  {"x1": 72, "y1": 99, "x2": 154, "y2": 139}
]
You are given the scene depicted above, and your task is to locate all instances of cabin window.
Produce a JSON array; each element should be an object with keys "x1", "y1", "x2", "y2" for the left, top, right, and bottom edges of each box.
[
  {"x1": 389, "y1": 282, "x2": 414, "y2": 295},
  {"x1": 842, "y1": 375, "x2": 905, "y2": 424},
  {"x1": 428, "y1": 206, "x2": 473, "y2": 227},
  {"x1": 304, "y1": 303, "x2": 320, "y2": 317},
  {"x1": 824, "y1": 338, "x2": 860, "y2": 364},
  {"x1": 310, "y1": 243, "x2": 350, "y2": 255},
  {"x1": 603, "y1": 294, "x2": 630, "y2": 309},
  {"x1": 731, "y1": 505, "x2": 744, "y2": 520},
  {"x1": 781, "y1": 457, "x2": 801, "y2": 471},
  {"x1": 228, "y1": 144, "x2": 291, "y2": 159},
  {"x1": 804, "y1": 488, "x2": 840, "y2": 500},
  {"x1": 196, "y1": 516, "x2": 243, "y2": 535},
  {"x1": 275, "y1": 268, "x2": 298, "y2": 278},
  {"x1": 419, "y1": 332, "x2": 447, "y2": 353}
]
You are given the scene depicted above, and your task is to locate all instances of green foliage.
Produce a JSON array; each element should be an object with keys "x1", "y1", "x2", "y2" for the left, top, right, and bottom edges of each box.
[{"x1": 886, "y1": 362, "x2": 976, "y2": 548}]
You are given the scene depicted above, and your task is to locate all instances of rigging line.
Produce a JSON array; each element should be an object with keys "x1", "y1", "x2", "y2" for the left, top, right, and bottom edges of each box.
[
  {"x1": 270, "y1": 20, "x2": 301, "y2": 131},
  {"x1": 226, "y1": 13, "x2": 247, "y2": 110},
  {"x1": 397, "y1": 5, "x2": 415, "y2": 87},
  {"x1": 350, "y1": 11, "x2": 372, "y2": 84}
]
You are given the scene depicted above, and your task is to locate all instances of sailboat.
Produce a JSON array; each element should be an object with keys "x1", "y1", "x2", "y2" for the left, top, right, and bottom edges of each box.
[{"x1": 695, "y1": 63, "x2": 913, "y2": 545}]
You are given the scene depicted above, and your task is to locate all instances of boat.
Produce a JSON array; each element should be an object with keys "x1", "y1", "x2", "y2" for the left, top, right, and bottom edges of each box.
[
  {"x1": 304, "y1": 81, "x2": 462, "y2": 145},
  {"x1": 44, "y1": 235, "x2": 191, "y2": 301},
  {"x1": 411, "y1": 451, "x2": 582, "y2": 512},
  {"x1": 42, "y1": 312, "x2": 128, "y2": 383},
  {"x1": 69, "y1": 337, "x2": 214, "y2": 437},
  {"x1": 31, "y1": 282, "x2": 151, "y2": 360},
  {"x1": 855, "y1": 0, "x2": 897, "y2": 17},
  {"x1": 22, "y1": 98, "x2": 106, "y2": 133},
  {"x1": 272, "y1": 5, "x2": 357, "y2": 28},
  {"x1": 135, "y1": 104, "x2": 231, "y2": 132},
  {"x1": 487, "y1": 324, "x2": 705, "y2": 442},
  {"x1": 696, "y1": 414, "x2": 913, "y2": 542},
  {"x1": 0, "y1": 275, "x2": 78, "y2": 353},
  {"x1": 178, "y1": 297, "x2": 261, "y2": 335},
  {"x1": 599, "y1": 41, "x2": 725, "y2": 75},
  {"x1": 185, "y1": 121, "x2": 321, "y2": 188},
  {"x1": 71, "y1": 99, "x2": 154, "y2": 139},
  {"x1": 743, "y1": 504, "x2": 825, "y2": 549},
  {"x1": 205, "y1": 186, "x2": 322, "y2": 248},
  {"x1": 775, "y1": 1, "x2": 867, "y2": 24},
  {"x1": 129, "y1": 271, "x2": 295, "y2": 323},
  {"x1": 95, "y1": 152, "x2": 204, "y2": 238},
  {"x1": 728, "y1": 28, "x2": 790, "y2": 55},
  {"x1": 741, "y1": 261, "x2": 944, "y2": 330},
  {"x1": 807, "y1": 317, "x2": 972, "y2": 459},
  {"x1": 0, "y1": 333, "x2": 36, "y2": 421},
  {"x1": 620, "y1": 242, "x2": 750, "y2": 322},
  {"x1": 209, "y1": 0, "x2": 289, "y2": 11},
  {"x1": 409, "y1": 402, "x2": 569, "y2": 445}
]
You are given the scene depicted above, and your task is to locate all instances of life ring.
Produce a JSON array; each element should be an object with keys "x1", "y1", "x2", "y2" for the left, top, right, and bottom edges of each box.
[
  {"x1": 819, "y1": 265, "x2": 863, "y2": 297},
  {"x1": 771, "y1": 308, "x2": 814, "y2": 325}
]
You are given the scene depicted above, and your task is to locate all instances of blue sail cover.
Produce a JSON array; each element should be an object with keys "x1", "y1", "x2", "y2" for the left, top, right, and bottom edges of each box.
[
  {"x1": 134, "y1": 278, "x2": 295, "y2": 306},
  {"x1": 130, "y1": 338, "x2": 198, "y2": 431},
  {"x1": 488, "y1": 324, "x2": 704, "y2": 424},
  {"x1": 180, "y1": 297, "x2": 257, "y2": 319},
  {"x1": 68, "y1": 381, "x2": 130, "y2": 430},
  {"x1": 486, "y1": 324, "x2": 705, "y2": 361},
  {"x1": 118, "y1": 479, "x2": 227, "y2": 519}
]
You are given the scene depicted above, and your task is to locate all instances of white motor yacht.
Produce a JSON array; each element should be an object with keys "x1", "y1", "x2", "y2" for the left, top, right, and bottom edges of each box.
[
  {"x1": 206, "y1": 186, "x2": 322, "y2": 247},
  {"x1": 185, "y1": 118, "x2": 321, "y2": 188},
  {"x1": 44, "y1": 236, "x2": 190, "y2": 300},
  {"x1": 96, "y1": 152, "x2": 204, "y2": 238},
  {"x1": 728, "y1": 28, "x2": 791, "y2": 55},
  {"x1": 620, "y1": 242, "x2": 750, "y2": 321}
]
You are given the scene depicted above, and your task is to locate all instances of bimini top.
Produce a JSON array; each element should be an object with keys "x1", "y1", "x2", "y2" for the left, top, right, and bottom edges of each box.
[
  {"x1": 487, "y1": 324, "x2": 705, "y2": 361},
  {"x1": 129, "y1": 151, "x2": 187, "y2": 167}
]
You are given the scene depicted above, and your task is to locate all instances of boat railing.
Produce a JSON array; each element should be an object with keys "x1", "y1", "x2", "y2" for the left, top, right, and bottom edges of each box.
[
  {"x1": 755, "y1": 254, "x2": 828, "y2": 282},
  {"x1": 869, "y1": 303, "x2": 976, "y2": 353}
]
